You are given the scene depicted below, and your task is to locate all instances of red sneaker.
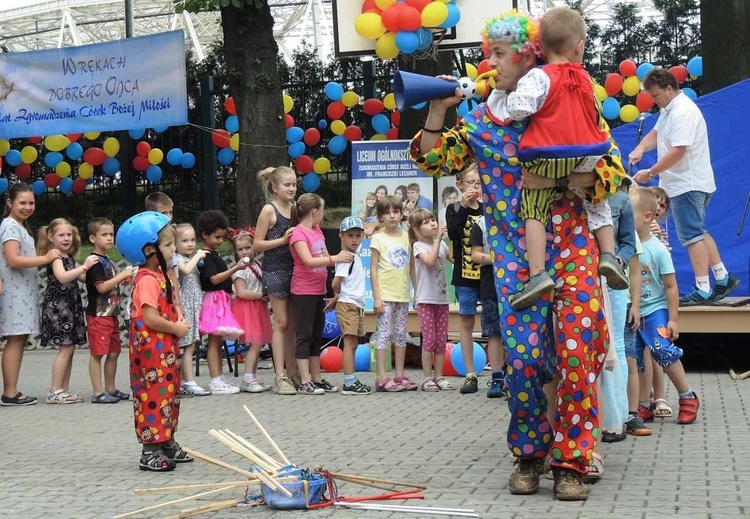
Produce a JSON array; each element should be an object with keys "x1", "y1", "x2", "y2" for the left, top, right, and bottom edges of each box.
[
  {"x1": 638, "y1": 403, "x2": 654, "y2": 423},
  {"x1": 677, "y1": 393, "x2": 699, "y2": 424}
]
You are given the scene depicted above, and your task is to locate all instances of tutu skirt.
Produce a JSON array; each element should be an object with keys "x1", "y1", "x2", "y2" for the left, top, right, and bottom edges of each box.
[
  {"x1": 199, "y1": 291, "x2": 244, "y2": 340},
  {"x1": 232, "y1": 298, "x2": 273, "y2": 345}
]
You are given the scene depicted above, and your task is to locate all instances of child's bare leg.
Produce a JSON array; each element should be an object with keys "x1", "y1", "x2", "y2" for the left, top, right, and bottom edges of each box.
[
  {"x1": 63, "y1": 346, "x2": 75, "y2": 392},
  {"x1": 593, "y1": 225, "x2": 616, "y2": 256},
  {"x1": 243, "y1": 343, "x2": 262, "y2": 376},
  {"x1": 89, "y1": 355, "x2": 104, "y2": 395},
  {"x1": 664, "y1": 360, "x2": 691, "y2": 395},
  {"x1": 309, "y1": 356, "x2": 321, "y2": 382},
  {"x1": 652, "y1": 357, "x2": 666, "y2": 400},
  {"x1": 394, "y1": 345, "x2": 406, "y2": 378},
  {"x1": 284, "y1": 299, "x2": 298, "y2": 379},
  {"x1": 181, "y1": 343, "x2": 196, "y2": 383},
  {"x1": 459, "y1": 314, "x2": 475, "y2": 376},
  {"x1": 525, "y1": 218, "x2": 547, "y2": 276},
  {"x1": 434, "y1": 353, "x2": 445, "y2": 379},
  {"x1": 103, "y1": 352, "x2": 119, "y2": 393},
  {"x1": 206, "y1": 334, "x2": 223, "y2": 379},
  {"x1": 627, "y1": 357, "x2": 640, "y2": 412},
  {"x1": 52, "y1": 345, "x2": 74, "y2": 391},
  {"x1": 2, "y1": 335, "x2": 27, "y2": 397},
  {"x1": 422, "y1": 350, "x2": 433, "y2": 380},
  {"x1": 342, "y1": 335, "x2": 357, "y2": 376},
  {"x1": 297, "y1": 359, "x2": 311, "y2": 384},
  {"x1": 487, "y1": 336, "x2": 505, "y2": 371},
  {"x1": 268, "y1": 296, "x2": 290, "y2": 378},
  {"x1": 639, "y1": 349, "x2": 654, "y2": 403}
]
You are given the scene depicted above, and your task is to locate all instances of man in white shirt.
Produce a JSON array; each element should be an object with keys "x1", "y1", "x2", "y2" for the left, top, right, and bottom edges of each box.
[{"x1": 629, "y1": 68, "x2": 739, "y2": 306}]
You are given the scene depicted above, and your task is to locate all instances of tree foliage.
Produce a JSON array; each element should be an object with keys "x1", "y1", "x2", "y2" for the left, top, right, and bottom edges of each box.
[{"x1": 650, "y1": 0, "x2": 701, "y2": 64}]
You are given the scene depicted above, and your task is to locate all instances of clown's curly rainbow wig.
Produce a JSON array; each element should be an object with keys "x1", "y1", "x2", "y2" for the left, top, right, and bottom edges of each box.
[{"x1": 481, "y1": 10, "x2": 542, "y2": 59}]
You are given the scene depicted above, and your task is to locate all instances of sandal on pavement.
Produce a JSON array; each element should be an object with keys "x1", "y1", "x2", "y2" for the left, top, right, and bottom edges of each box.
[
  {"x1": 375, "y1": 377, "x2": 404, "y2": 392},
  {"x1": 434, "y1": 378, "x2": 456, "y2": 390},
  {"x1": 583, "y1": 453, "x2": 604, "y2": 482},
  {"x1": 0, "y1": 392, "x2": 37, "y2": 406},
  {"x1": 394, "y1": 375, "x2": 418, "y2": 391},
  {"x1": 420, "y1": 378, "x2": 439, "y2": 392},
  {"x1": 92, "y1": 392, "x2": 120, "y2": 404},
  {"x1": 108, "y1": 389, "x2": 131, "y2": 401},
  {"x1": 67, "y1": 392, "x2": 85, "y2": 403},
  {"x1": 139, "y1": 449, "x2": 176, "y2": 472},
  {"x1": 653, "y1": 398, "x2": 673, "y2": 418},
  {"x1": 164, "y1": 442, "x2": 194, "y2": 463},
  {"x1": 46, "y1": 389, "x2": 79, "y2": 404}
]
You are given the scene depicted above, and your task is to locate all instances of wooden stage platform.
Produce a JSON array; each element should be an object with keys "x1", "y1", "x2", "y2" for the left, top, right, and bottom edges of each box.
[{"x1": 363, "y1": 297, "x2": 750, "y2": 334}]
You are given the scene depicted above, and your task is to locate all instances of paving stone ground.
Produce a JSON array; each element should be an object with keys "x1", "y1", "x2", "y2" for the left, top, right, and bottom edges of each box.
[{"x1": 0, "y1": 351, "x2": 748, "y2": 519}]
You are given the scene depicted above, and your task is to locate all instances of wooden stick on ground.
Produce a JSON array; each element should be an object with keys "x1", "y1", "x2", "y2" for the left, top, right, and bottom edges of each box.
[
  {"x1": 333, "y1": 474, "x2": 401, "y2": 493},
  {"x1": 330, "y1": 472, "x2": 426, "y2": 490},
  {"x1": 181, "y1": 447, "x2": 257, "y2": 479},
  {"x1": 209, "y1": 429, "x2": 277, "y2": 474},
  {"x1": 135, "y1": 481, "x2": 256, "y2": 495},
  {"x1": 224, "y1": 429, "x2": 284, "y2": 470},
  {"x1": 162, "y1": 499, "x2": 239, "y2": 519},
  {"x1": 113, "y1": 486, "x2": 235, "y2": 519},
  {"x1": 243, "y1": 405, "x2": 291, "y2": 465}
]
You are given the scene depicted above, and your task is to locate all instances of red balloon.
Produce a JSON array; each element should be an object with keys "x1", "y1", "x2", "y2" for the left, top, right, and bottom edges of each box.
[
  {"x1": 669, "y1": 65, "x2": 688, "y2": 84},
  {"x1": 225, "y1": 96, "x2": 236, "y2": 115},
  {"x1": 83, "y1": 147, "x2": 107, "y2": 166},
  {"x1": 132, "y1": 156, "x2": 150, "y2": 172},
  {"x1": 477, "y1": 59, "x2": 492, "y2": 76},
  {"x1": 443, "y1": 343, "x2": 458, "y2": 376},
  {"x1": 361, "y1": 0, "x2": 378, "y2": 13},
  {"x1": 619, "y1": 59, "x2": 637, "y2": 77},
  {"x1": 66, "y1": 133, "x2": 81, "y2": 142},
  {"x1": 320, "y1": 346, "x2": 343, "y2": 373},
  {"x1": 344, "y1": 125, "x2": 363, "y2": 142},
  {"x1": 636, "y1": 91, "x2": 655, "y2": 112},
  {"x1": 136, "y1": 141, "x2": 151, "y2": 157},
  {"x1": 405, "y1": 0, "x2": 431, "y2": 12},
  {"x1": 363, "y1": 98, "x2": 385, "y2": 116},
  {"x1": 15, "y1": 163, "x2": 31, "y2": 180},
  {"x1": 212, "y1": 129, "x2": 231, "y2": 148},
  {"x1": 326, "y1": 101, "x2": 346, "y2": 120},
  {"x1": 386, "y1": 127, "x2": 400, "y2": 140},
  {"x1": 604, "y1": 73, "x2": 624, "y2": 96},
  {"x1": 72, "y1": 178, "x2": 87, "y2": 194},
  {"x1": 381, "y1": 5, "x2": 403, "y2": 33},
  {"x1": 391, "y1": 109, "x2": 401, "y2": 126},
  {"x1": 399, "y1": 6, "x2": 422, "y2": 31},
  {"x1": 294, "y1": 155, "x2": 314, "y2": 174},
  {"x1": 44, "y1": 173, "x2": 61, "y2": 188},
  {"x1": 285, "y1": 114, "x2": 294, "y2": 129},
  {"x1": 304, "y1": 128, "x2": 321, "y2": 146},
  {"x1": 28, "y1": 136, "x2": 42, "y2": 144}
]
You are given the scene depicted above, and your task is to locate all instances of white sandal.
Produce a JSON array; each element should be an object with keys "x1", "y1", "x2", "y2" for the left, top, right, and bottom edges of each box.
[
  {"x1": 46, "y1": 389, "x2": 79, "y2": 404},
  {"x1": 653, "y1": 398, "x2": 673, "y2": 418}
]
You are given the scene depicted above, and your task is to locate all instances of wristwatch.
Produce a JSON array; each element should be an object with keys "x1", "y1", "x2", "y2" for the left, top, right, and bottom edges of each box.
[
  {"x1": 647, "y1": 169, "x2": 655, "y2": 180},
  {"x1": 555, "y1": 176, "x2": 570, "y2": 193}
]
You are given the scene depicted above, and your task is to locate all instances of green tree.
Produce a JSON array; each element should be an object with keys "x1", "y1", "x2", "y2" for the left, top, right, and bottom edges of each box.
[
  {"x1": 599, "y1": 3, "x2": 654, "y2": 66},
  {"x1": 701, "y1": 0, "x2": 750, "y2": 92},
  {"x1": 651, "y1": 0, "x2": 701, "y2": 64},
  {"x1": 566, "y1": 0, "x2": 602, "y2": 66}
]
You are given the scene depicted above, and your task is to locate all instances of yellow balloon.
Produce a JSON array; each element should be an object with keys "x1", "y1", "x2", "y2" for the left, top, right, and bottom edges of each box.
[
  {"x1": 44, "y1": 135, "x2": 70, "y2": 152},
  {"x1": 341, "y1": 91, "x2": 359, "y2": 108},
  {"x1": 466, "y1": 63, "x2": 478, "y2": 80},
  {"x1": 103, "y1": 137, "x2": 120, "y2": 157},
  {"x1": 383, "y1": 93, "x2": 396, "y2": 111},
  {"x1": 619, "y1": 104, "x2": 639, "y2": 123},
  {"x1": 421, "y1": 2, "x2": 448, "y2": 27},
  {"x1": 622, "y1": 76, "x2": 640, "y2": 97},
  {"x1": 21, "y1": 146, "x2": 38, "y2": 164},
  {"x1": 0, "y1": 139, "x2": 9, "y2": 156},
  {"x1": 84, "y1": 132, "x2": 100, "y2": 140},
  {"x1": 475, "y1": 80, "x2": 489, "y2": 97},
  {"x1": 148, "y1": 148, "x2": 164, "y2": 165},
  {"x1": 330, "y1": 120, "x2": 346, "y2": 135},
  {"x1": 375, "y1": 32, "x2": 399, "y2": 60},
  {"x1": 230, "y1": 133, "x2": 240, "y2": 151},
  {"x1": 283, "y1": 94, "x2": 294, "y2": 114},
  {"x1": 78, "y1": 162, "x2": 94, "y2": 179},
  {"x1": 374, "y1": 0, "x2": 395, "y2": 9},
  {"x1": 56, "y1": 161, "x2": 71, "y2": 178},
  {"x1": 355, "y1": 13, "x2": 387, "y2": 40},
  {"x1": 371, "y1": 134, "x2": 387, "y2": 141},
  {"x1": 313, "y1": 157, "x2": 331, "y2": 175},
  {"x1": 594, "y1": 84, "x2": 607, "y2": 103}
]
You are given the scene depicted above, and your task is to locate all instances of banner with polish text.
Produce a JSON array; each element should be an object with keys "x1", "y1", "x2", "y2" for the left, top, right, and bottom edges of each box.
[{"x1": 0, "y1": 31, "x2": 187, "y2": 139}]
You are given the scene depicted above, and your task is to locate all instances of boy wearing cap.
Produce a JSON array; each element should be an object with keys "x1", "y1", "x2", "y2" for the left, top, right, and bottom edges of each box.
[{"x1": 331, "y1": 217, "x2": 371, "y2": 395}]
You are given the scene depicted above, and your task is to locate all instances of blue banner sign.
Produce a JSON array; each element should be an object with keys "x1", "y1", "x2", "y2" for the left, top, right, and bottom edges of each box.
[{"x1": 0, "y1": 31, "x2": 188, "y2": 139}]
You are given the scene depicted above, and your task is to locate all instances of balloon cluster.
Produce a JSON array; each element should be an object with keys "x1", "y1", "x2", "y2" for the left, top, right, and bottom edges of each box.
[
  {"x1": 210, "y1": 96, "x2": 241, "y2": 167},
  {"x1": 355, "y1": 0, "x2": 461, "y2": 60}
]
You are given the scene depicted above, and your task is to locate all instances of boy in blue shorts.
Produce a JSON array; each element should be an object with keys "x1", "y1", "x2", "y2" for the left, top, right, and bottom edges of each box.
[{"x1": 630, "y1": 187, "x2": 699, "y2": 425}]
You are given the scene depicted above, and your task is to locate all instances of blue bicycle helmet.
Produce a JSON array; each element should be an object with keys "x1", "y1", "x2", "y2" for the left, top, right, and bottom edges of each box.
[{"x1": 116, "y1": 211, "x2": 171, "y2": 266}]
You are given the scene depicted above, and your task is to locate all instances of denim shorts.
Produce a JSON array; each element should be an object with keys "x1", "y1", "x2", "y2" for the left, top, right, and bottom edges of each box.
[
  {"x1": 480, "y1": 298, "x2": 502, "y2": 338},
  {"x1": 624, "y1": 303, "x2": 637, "y2": 360},
  {"x1": 636, "y1": 307, "x2": 684, "y2": 369},
  {"x1": 456, "y1": 285, "x2": 480, "y2": 316},
  {"x1": 670, "y1": 190, "x2": 713, "y2": 246}
]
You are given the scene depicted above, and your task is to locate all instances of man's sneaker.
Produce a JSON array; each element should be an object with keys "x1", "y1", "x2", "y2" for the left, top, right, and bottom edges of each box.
[
  {"x1": 274, "y1": 376, "x2": 297, "y2": 395},
  {"x1": 679, "y1": 286, "x2": 712, "y2": 307},
  {"x1": 291, "y1": 373, "x2": 302, "y2": 389},
  {"x1": 510, "y1": 272, "x2": 555, "y2": 311},
  {"x1": 341, "y1": 380, "x2": 373, "y2": 395},
  {"x1": 677, "y1": 392, "x2": 700, "y2": 424},
  {"x1": 297, "y1": 381, "x2": 324, "y2": 395},
  {"x1": 638, "y1": 403, "x2": 654, "y2": 422},
  {"x1": 208, "y1": 380, "x2": 240, "y2": 395},
  {"x1": 625, "y1": 415, "x2": 652, "y2": 436},
  {"x1": 599, "y1": 252, "x2": 629, "y2": 290},
  {"x1": 711, "y1": 274, "x2": 740, "y2": 302},
  {"x1": 486, "y1": 376, "x2": 506, "y2": 398},
  {"x1": 552, "y1": 467, "x2": 589, "y2": 501},
  {"x1": 240, "y1": 379, "x2": 268, "y2": 393},
  {"x1": 508, "y1": 458, "x2": 544, "y2": 495},
  {"x1": 313, "y1": 379, "x2": 339, "y2": 393},
  {"x1": 460, "y1": 374, "x2": 478, "y2": 394},
  {"x1": 181, "y1": 383, "x2": 211, "y2": 397}
]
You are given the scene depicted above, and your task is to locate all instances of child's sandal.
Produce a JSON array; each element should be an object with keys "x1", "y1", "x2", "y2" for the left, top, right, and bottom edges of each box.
[
  {"x1": 420, "y1": 378, "x2": 439, "y2": 392},
  {"x1": 139, "y1": 449, "x2": 176, "y2": 472},
  {"x1": 434, "y1": 378, "x2": 456, "y2": 390},
  {"x1": 164, "y1": 442, "x2": 194, "y2": 463},
  {"x1": 653, "y1": 398, "x2": 673, "y2": 418}
]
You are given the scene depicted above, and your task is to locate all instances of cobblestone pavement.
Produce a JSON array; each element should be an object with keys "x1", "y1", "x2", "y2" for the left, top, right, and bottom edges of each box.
[{"x1": 0, "y1": 352, "x2": 748, "y2": 519}]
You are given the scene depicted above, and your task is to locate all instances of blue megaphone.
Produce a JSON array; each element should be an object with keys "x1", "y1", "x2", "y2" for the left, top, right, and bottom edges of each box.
[{"x1": 392, "y1": 71, "x2": 462, "y2": 111}]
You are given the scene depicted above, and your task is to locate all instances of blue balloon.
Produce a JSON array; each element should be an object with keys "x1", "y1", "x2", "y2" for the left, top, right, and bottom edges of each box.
[
  {"x1": 457, "y1": 99, "x2": 470, "y2": 118},
  {"x1": 322, "y1": 310, "x2": 341, "y2": 339},
  {"x1": 0, "y1": 178, "x2": 8, "y2": 195},
  {"x1": 59, "y1": 177, "x2": 73, "y2": 194},
  {"x1": 439, "y1": 3, "x2": 461, "y2": 28},
  {"x1": 687, "y1": 56, "x2": 703, "y2": 77},
  {"x1": 217, "y1": 147, "x2": 235, "y2": 165},
  {"x1": 128, "y1": 128, "x2": 145, "y2": 139},
  {"x1": 324, "y1": 82, "x2": 344, "y2": 101},
  {"x1": 152, "y1": 125, "x2": 169, "y2": 133},
  {"x1": 32, "y1": 180, "x2": 45, "y2": 195},
  {"x1": 86, "y1": 177, "x2": 94, "y2": 185},
  {"x1": 683, "y1": 87, "x2": 698, "y2": 101},
  {"x1": 327, "y1": 135, "x2": 348, "y2": 155},
  {"x1": 288, "y1": 141, "x2": 306, "y2": 159},
  {"x1": 395, "y1": 31, "x2": 420, "y2": 54},
  {"x1": 411, "y1": 101, "x2": 427, "y2": 110},
  {"x1": 417, "y1": 28, "x2": 434, "y2": 51},
  {"x1": 371, "y1": 114, "x2": 390, "y2": 135},
  {"x1": 450, "y1": 342, "x2": 487, "y2": 376},
  {"x1": 602, "y1": 97, "x2": 620, "y2": 120},
  {"x1": 318, "y1": 120, "x2": 328, "y2": 130},
  {"x1": 166, "y1": 148, "x2": 183, "y2": 166},
  {"x1": 66, "y1": 142, "x2": 83, "y2": 161},
  {"x1": 103, "y1": 157, "x2": 120, "y2": 176},
  {"x1": 5, "y1": 149, "x2": 21, "y2": 167},
  {"x1": 301, "y1": 171, "x2": 320, "y2": 192},
  {"x1": 636, "y1": 62, "x2": 654, "y2": 81},
  {"x1": 180, "y1": 152, "x2": 196, "y2": 169},
  {"x1": 355, "y1": 344, "x2": 371, "y2": 372},
  {"x1": 225, "y1": 115, "x2": 239, "y2": 133},
  {"x1": 43, "y1": 152, "x2": 63, "y2": 168},
  {"x1": 286, "y1": 126, "x2": 304, "y2": 144},
  {"x1": 146, "y1": 165, "x2": 162, "y2": 183}
]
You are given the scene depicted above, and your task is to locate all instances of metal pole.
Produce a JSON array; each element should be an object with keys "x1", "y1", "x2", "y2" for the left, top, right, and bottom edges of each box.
[{"x1": 119, "y1": 0, "x2": 137, "y2": 219}]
